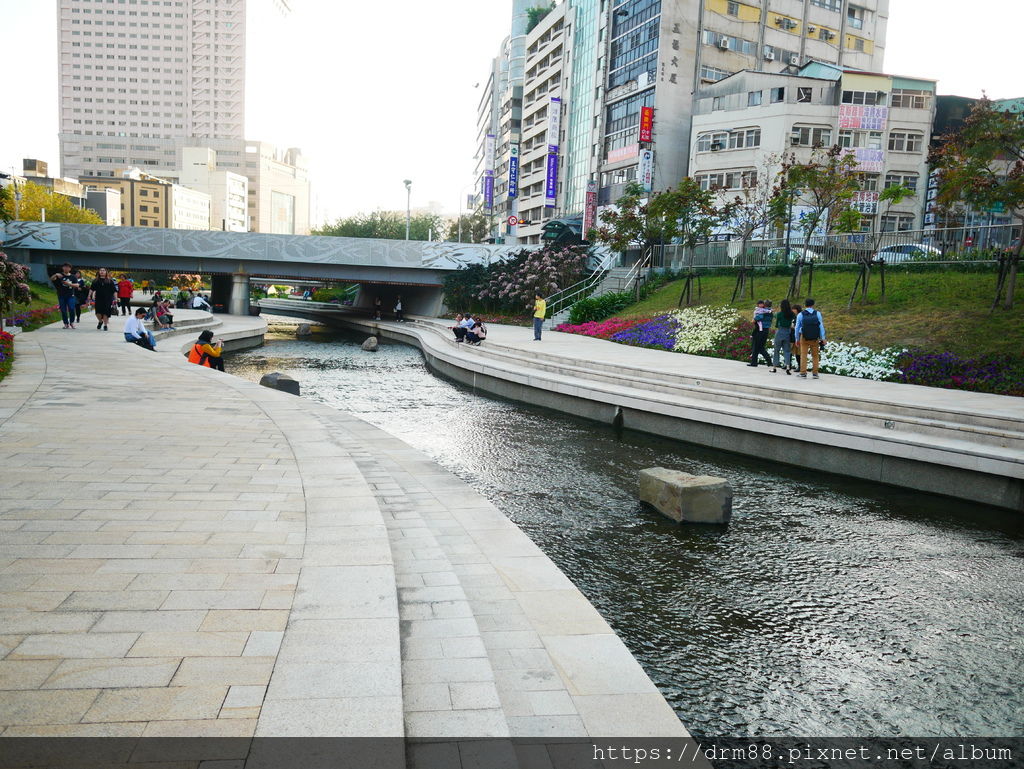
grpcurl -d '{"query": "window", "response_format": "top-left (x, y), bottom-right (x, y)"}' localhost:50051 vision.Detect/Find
top-left (796, 87), bottom-right (812, 103)
top-left (712, 96), bottom-right (723, 111)
top-left (890, 89), bottom-right (931, 109)
top-left (791, 125), bottom-right (832, 147)
top-left (729, 127), bottom-right (760, 149)
top-left (700, 65), bottom-right (732, 82)
top-left (847, 5), bottom-right (866, 29)
top-left (697, 132), bottom-right (728, 152)
top-left (888, 131), bottom-right (924, 152)
top-left (842, 90), bottom-right (886, 106)
top-left (747, 90), bottom-right (762, 107)
top-left (851, 37), bottom-right (865, 52)
top-left (838, 130), bottom-right (882, 149)
top-left (810, 0), bottom-right (841, 10)
top-left (727, 1), bottom-right (740, 16)
top-left (696, 170), bottom-right (758, 191)
top-left (771, 87), bottom-right (785, 103)
top-left (881, 214), bottom-right (914, 232)
top-left (885, 173), bottom-right (919, 192)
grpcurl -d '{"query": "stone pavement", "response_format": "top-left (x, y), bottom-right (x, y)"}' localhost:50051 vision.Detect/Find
top-left (0, 314), bottom-right (688, 741)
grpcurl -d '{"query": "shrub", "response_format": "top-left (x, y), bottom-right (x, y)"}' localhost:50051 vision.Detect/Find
top-left (568, 291), bottom-right (635, 325)
top-left (0, 330), bottom-right (13, 382)
top-left (897, 351), bottom-right (1024, 396)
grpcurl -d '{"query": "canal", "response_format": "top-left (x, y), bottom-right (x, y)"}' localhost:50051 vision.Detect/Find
top-left (228, 326), bottom-right (1024, 739)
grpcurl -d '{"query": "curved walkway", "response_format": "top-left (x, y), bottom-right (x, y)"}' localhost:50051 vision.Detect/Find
top-left (0, 316), bottom-right (686, 741)
top-left (261, 300), bottom-right (1024, 512)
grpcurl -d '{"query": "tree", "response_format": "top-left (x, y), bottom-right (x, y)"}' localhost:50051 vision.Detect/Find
top-left (444, 212), bottom-right (489, 243)
top-left (0, 252), bottom-right (32, 323)
top-left (479, 244), bottom-right (589, 314)
top-left (0, 184), bottom-right (12, 224)
top-left (170, 274), bottom-right (203, 292)
top-left (591, 182), bottom-right (678, 256)
top-left (314, 210), bottom-right (444, 241)
top-left (846, 183), bottom-right (916, 307)
top-left (933, 97), bottom-right (1024, 309)
top-left (0, 181), bottom-right (104, 225)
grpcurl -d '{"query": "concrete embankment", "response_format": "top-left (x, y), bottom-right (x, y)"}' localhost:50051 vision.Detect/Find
top-left (258, 300), bottom-right (1024, 512)
top-left (0, 315), bottom-right (689, 744)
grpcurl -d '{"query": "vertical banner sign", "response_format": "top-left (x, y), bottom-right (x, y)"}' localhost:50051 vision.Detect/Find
top-left (508, 143), bottom-right (520, 199)
top-left (639, 149), bottom-right (655, 192)
top-left (583, 180), bottom-right (597, 236)
top-left (639, 106), bottom-right (654, 143)
top-left (545, 97), bottom-right (561, 207)
top-left (483, 133), bottom-right (496, 213)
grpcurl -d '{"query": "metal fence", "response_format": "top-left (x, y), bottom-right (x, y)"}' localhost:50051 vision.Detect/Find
top-left (650, 224), bottom-right (1019, 271)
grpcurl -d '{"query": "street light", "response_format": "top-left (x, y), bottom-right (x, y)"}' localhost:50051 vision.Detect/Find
top-left (403, 179), bottom-right (412, 240)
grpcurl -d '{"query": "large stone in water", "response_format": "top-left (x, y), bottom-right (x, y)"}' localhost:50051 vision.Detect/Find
top-left (296, 323), bottom-right (312, 338)
top-left (259, 372), bottom-right (300, 396)
top-left (361, 336), bottom-right (379, 352)
top-left (639, 467), bottom-right (732, 524)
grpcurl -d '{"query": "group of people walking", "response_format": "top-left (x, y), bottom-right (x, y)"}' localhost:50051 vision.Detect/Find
top-left (748, 297), bottom-right (826, 378)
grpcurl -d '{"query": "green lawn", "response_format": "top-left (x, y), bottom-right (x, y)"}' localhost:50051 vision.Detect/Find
top-left (626, 266), bottom-right (1024, 360)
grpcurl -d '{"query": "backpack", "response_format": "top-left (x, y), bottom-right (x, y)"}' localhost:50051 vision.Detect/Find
top-left (800, 309), bottom-right (821, 341)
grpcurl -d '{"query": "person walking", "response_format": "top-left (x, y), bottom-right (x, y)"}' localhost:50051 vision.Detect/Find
top-left (89, 267), bottom-right (117, 331)
top-left (116, 275), bottom-right (134, 315)
top-left (393, 295), bottom-right (404, 322)
top-left (373, 296), bottom-right (383, 320)
top-left (795, 298), bottom-right (826, 379)
top-left (532, 291), bottom-right (546, 341)
top-left (770, 298), bottom-right (795, 374)
top-left (124, 308), bottom-right (156, 350)
top-left (50, 263), bottom-right (78, 329)
top-left (747, 300), bottom-right (773, 367)
top-left (72, 270), bottom-right (89, 325)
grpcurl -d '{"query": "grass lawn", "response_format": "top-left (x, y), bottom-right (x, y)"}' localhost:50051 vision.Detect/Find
top-left (626, 266), bottom-right (1024, 361)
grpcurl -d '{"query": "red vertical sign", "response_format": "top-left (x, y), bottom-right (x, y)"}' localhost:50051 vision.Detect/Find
top-left (639, 107), bottom-right (654, 143)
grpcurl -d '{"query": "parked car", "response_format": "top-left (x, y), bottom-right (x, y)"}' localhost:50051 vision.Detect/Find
top-left (763, 246), bottom-right (823, 265)
top-left (873, 243), bottom-right (942, 263)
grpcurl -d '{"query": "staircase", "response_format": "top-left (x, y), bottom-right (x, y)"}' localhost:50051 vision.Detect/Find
top-left (546, 254), bottom-right (650, 329)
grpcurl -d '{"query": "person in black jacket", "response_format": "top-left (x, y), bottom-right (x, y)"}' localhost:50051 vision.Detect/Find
top-left (88, 267), bottom-right (117, 331)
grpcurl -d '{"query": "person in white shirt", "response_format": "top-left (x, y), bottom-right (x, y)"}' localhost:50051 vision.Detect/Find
top-left (192, 294), bottom-right (211, 311)
top-left (123, 308), bottom-right (156, 351)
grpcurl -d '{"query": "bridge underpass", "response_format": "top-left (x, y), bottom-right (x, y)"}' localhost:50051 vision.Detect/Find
top-left (2, 221), bottom-right (524, 316)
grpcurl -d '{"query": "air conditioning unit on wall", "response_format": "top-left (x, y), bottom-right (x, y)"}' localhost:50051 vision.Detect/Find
top-left (764, 51), bottom-right (775, 61)
top-left (789, 54), bottom-right (801, 66)
top-left (719, 38), bottom-right (731, 49)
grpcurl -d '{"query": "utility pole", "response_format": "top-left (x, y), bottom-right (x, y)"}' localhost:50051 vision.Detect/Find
top-left (403, 179), bottom-right (412, 240)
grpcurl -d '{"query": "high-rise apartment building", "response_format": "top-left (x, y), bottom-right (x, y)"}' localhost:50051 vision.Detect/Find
top-left (58, 0), bottom-right (245, 181)
top-left (475, 0), bottom-right (891, 238)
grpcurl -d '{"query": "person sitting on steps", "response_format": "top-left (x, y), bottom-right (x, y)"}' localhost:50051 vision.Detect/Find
top-left (188, 329), bottom-right (225, 371)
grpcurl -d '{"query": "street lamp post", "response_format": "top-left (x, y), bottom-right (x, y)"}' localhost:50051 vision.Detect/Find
top-left (403, 179), bottom-right (412, 240)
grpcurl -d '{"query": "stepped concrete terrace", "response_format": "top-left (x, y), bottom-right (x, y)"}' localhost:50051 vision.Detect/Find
top-left (0, 312), bottom-right (689, 748)
top-left (258, 299), bottom-right (1024, 512)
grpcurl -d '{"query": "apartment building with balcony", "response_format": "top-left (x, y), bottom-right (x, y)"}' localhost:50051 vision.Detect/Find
top-left (689, 62), bottom-right (935, 233)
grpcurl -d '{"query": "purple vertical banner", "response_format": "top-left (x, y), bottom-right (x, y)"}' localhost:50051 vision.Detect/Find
top-left (508, 143), bottom-right (520, 198)
top-left (544, 154), bottom-right (559, 207)
top-left (483, 176), bottom-right (494, 213)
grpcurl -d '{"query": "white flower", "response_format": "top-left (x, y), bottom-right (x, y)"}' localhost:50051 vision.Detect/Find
top-left (819, 341), bottom-right (905, 380)
top-left (668, 307), bottom-right (742, 353)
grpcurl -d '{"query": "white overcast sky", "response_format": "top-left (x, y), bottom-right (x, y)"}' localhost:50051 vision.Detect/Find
top-left (1, 0), bottom-right (1020, 225)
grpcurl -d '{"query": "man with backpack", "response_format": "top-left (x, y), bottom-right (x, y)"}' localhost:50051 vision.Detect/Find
top-left (794, 298), bottom-right (826, 379)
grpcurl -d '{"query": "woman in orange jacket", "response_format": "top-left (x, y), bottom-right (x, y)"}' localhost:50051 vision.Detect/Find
top-left (188, 329), bottom-right (225, 371)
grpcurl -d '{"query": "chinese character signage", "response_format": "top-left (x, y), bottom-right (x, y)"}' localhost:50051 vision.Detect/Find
top-left (838, 105), bottom-right (889, 130)
top-left (484, 133), bottom-right (495, 213)
top-left (639, 107), bottom-right (654, 142)
top-left (851, 190), bottom-right (879, 215)
top-left (607, 144), bottom-right (639, 163)
top-left (639, 149), bottom-right (654, 192)
top-left (583, 180), bottom-right (597, 236)
top-left (508, 143), bottom-right (520, 199)
top-left (843, 148), bottom-right (885, 173)
top-left (545, 97), bottom-right (561, 207)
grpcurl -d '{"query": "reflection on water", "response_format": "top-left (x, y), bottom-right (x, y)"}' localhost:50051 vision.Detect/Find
top-left (229, 328), bottom-right (1024, 738)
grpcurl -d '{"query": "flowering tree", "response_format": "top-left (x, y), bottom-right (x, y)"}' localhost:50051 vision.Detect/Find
top-left (170, 274), bottom-right (203, 292)
top-left (0, 252), bottom-right (32, 324)
top-left (591, 182), bottom-right (678, 255)
top-left (478, 244), bottom-right (589, 313)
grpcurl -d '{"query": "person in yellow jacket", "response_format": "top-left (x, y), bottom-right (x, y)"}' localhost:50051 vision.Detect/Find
top-left (188, 329), bottom-right (225, 371)
top-left (533, 291), bottom-right (546, 341)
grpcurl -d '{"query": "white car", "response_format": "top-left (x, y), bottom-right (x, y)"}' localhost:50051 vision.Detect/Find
top-left (873, 243), bottom-right (942, 263)
top-left (763, 247), bottom-right (823, 265)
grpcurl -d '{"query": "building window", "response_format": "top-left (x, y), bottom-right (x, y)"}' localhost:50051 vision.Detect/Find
top-left (891, 89), bottom-right (931, 109)
top-left (699, 65), bottom-right (732, 82)
top-left (796, 87), bottom-right (812, 103)
top-left (810, 0), bottom-right (841, 10)
top-left (791, 125), bottom-right (832, 147)
top-left (727, 1), bottom-right (740, 16)
top-left (838, 130), bottom-right (882, 149)
top-left (697, 132), bottom-right (729, 152)
top-left (712, 96), bottom-right (723, 111)
top-left (856, 174), bottom-right (880, 191)
top-left (842, 90), bottom-right (886, 106)
top-left (881, 214), bottom-right (914, 232)
top-left (885, 173), bottom-right (919, 192)
top-left (847, 4), bottom-right (866, 29)
top-left (696, 170), bottom-right (757, 191)
top-left (888, 131), bottom-right (924, 152)
top-left (771, 87), bottom-right (785, 103)
top-left (851, 37), bottom-right (866, 52)
top-left (728, 127), bottom-right (761, 149)
top-left (747, 90), bottom-right (763, 107)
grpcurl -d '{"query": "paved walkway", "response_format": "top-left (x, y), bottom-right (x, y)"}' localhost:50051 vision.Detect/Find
top-left (0, 314), bottom-right (687, 742)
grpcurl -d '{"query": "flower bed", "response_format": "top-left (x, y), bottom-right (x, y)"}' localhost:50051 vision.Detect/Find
top-left (3, 305), bottom-right (62, 332)
top-left (0, 330), bottom-right (13, 383)
top-left (554, 308), bottom-right (1022, 396)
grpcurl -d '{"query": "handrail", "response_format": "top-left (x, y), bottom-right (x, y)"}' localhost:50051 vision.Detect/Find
top-left (544, 248), bottom-right (617, 317)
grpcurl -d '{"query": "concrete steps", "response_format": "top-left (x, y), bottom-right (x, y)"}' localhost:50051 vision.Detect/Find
top-left (403, 319), bottom-right (1024, 471)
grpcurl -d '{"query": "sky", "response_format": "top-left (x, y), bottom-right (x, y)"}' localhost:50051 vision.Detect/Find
top-left (1, 0), bottom-right (1021, 225)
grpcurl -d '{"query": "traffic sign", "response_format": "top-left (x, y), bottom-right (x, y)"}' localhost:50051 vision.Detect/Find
top-left (507, 216), bottom-right (519, 226)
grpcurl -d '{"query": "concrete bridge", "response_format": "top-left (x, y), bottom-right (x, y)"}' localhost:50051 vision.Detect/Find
top-left (1, 221), bottom-right (524, 316)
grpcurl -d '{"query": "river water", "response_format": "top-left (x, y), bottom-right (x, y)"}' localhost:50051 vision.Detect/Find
top-left (228, 327), bottom-right (1024, 739)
